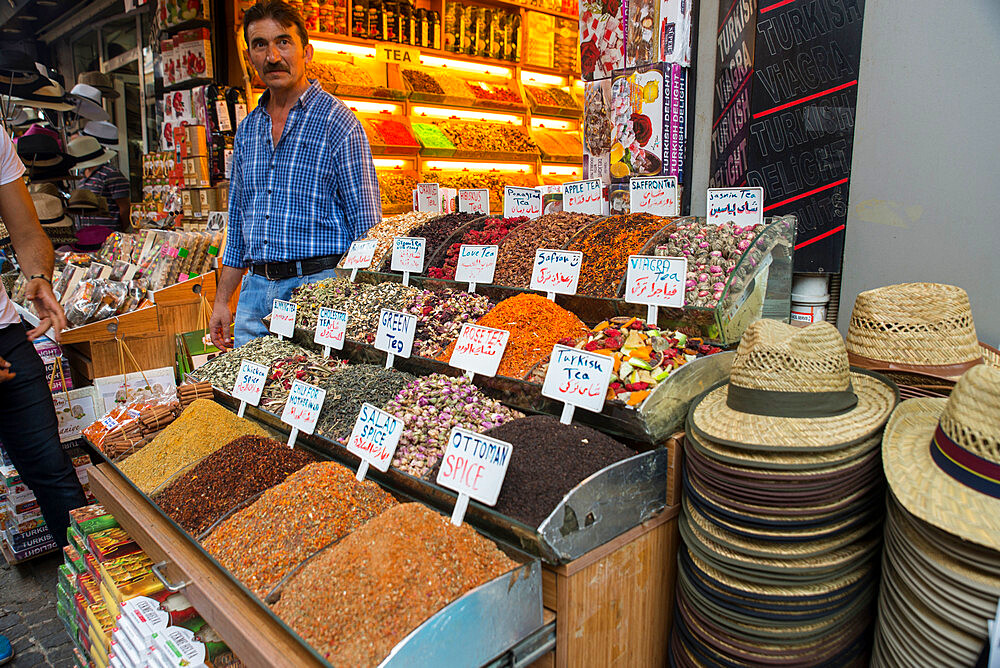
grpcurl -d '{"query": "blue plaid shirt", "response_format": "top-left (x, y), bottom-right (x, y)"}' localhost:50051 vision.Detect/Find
top-left (221, 80), bottom-right (381, 268)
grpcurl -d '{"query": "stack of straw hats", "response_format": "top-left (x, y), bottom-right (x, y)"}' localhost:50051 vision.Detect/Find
top-left (873, 364), bottom-right (1000, 666)
top-left (671, 319), bottom-right (898, 666)
top-left (846, 282), bottom-right (999, 399)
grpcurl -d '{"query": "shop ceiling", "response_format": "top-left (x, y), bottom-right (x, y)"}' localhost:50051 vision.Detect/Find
top-left (0, 0), bottom-right (129, 45)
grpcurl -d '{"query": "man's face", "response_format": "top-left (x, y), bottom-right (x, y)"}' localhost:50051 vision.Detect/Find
top-left (246, 17), bottom-right (313, 93)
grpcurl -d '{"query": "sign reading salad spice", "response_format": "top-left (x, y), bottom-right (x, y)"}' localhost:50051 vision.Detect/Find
top-left (269, 300), bottom-right (297, 340)
top-left (232, 359), bottom-right (268, 417)
top-left (541, 344), bottom-right (615, 425)
top-left (280, 380), bottom-right (327, 448)
top-left (346, 403), bottom-right (404, 482)
top-left (448, 324), bottom-right (510, 379)
top-left (436, 427), bottom-right (513, 526)
top-left (707, 187), bottom-right (764, 226)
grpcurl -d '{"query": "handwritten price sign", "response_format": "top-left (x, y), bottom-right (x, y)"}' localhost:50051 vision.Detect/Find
top-left (503, 186), bottom-right (542, 219)
top-left (343, 238), bottom-right (378, 281)
top-left (454, 244), bottom-right (498, 289)
top-left (374, 308), bottom-right (417, 366)
top-left (449, 324), bottom-right (510, 378)
top-left (269, 299), bottom-right (297, 339)
top-left (530, 249), bottom-right (582, 297)
top-left (232, 360), bottom-right (268, 416)
top-left (541, 345), bottom-right (615, 422)
top-left (563, 179), bottom-right (603, 215)
top-left (707, 187), bottom-right (764, 226)
top-left (416, 182), bottom-right (441, 213)
top-left (625, 255), bottom-right (687, 310)
top-left (630, 177), bottom-right (679, 216)
top-left (436, 427), bottom-right (513, 525)
top-left (346, 402), bottom-right (403, 480)
top-left (280, 380), bottom-right (326, 445)
top-left (314, 307), bottom-right (347, 354)
top-left (458, 188), bottom-right (490, 214)
top-left (391, 237), bottom-right (426, 276)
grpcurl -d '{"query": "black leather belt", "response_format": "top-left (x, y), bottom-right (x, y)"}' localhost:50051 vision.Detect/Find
top-left (250, 254), bottom-right (342, 280)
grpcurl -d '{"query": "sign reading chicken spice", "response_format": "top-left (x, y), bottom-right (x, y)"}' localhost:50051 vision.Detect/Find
top-left (563, 179), bottom-right (604, 215)
top-left (503, 186), bottom-right (542, 219)
top-left (390, 237), bottom-right (426, 286)
top-left (231, 359), bottom-right (268, 417)
top-left (625, 255), bottom-right (687, 322)
top-left (280, 380), bottom-right (327, 447)
top-left (530, 249), bottom-right (583, 299)
top-left (454, 244), bottom-right (499, 292)
top-left (629, 176), bottom-right (679, 216)
top-left (436, 427), bottom-right (513, 525)
top-left (541, 344), bottom-right (615, 424)
top-left (707, 187), bottom-right (764, 227)
top-left (346, 403), bottom-right (404, 481)
top-left (374, 308), bottom-right (417, 368)
top-left (448, 324), bottom-right (510, 379)
top-left (269, 300), bottom-right (297, 340)
top-left (314, 307), bottom-right (348, 356)
top-left (342, 238), bottom-right (379, 281)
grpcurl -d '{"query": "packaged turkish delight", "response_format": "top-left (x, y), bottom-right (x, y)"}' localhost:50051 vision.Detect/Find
top-left (580, 0), bottom-right (624, 80)
top-left (610, 65), bottom-right (665, 180)
top-left (583, 80), bottom-right (613, 183)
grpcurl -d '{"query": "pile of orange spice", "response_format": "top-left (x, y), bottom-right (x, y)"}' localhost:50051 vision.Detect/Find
top-left (438, 293), bottom-right (589, 378)
top-left (569, 213), bottom-right (674, 298)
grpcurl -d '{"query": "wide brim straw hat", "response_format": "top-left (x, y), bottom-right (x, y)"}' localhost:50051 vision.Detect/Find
top-left (31, 192), bottom-right (72, 228)
top-left (882, 364), bottom-right (1000, 551)
top-left (78, 71), bottom-right (119, 99)
top-left (9, 76), bottom-right (74, 112)
top-left (68, 135), bottom-right (115, 170)
top-left (68, 83), bottom-right (110, 122)
top-left (846, 282), bottom-right (1000, 385)
top-left (689, 320), bottom-right (898, 452)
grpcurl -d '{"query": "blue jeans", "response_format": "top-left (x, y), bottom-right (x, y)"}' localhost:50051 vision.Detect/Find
top-left (234, 267), bottom-right (342, 347)
top-left (0, 323), bottom-right (87, 547)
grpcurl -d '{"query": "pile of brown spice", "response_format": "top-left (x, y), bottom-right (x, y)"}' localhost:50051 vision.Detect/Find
top-left (118, 399), bottom-right (268, 494)
top-left (568, 213), bottom-right (674, 298)
top-left (152, 435), bottom-right (316, 536)
top-left (438, 293), bottom-right (589, 378)
top-left (203, 462), bottom-right (397, 599)
top-left (494, 211), bottom-right (600, 287)
top-left (272, 503), bottom-right (517, 666)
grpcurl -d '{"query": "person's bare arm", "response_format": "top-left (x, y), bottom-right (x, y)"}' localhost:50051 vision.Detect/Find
top-left (116, 197), bottom-right (130, 230)
top-left (0, 177), bottom-right (68, 341)
top-left (208, 265), bottom-right (243, 350)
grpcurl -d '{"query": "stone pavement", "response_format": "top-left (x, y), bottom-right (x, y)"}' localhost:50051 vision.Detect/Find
top-left (0, 551), bottom-right (75, 667)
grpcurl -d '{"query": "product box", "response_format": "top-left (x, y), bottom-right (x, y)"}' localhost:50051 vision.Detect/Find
top-left (4, 523), bottom-right (55, 552)
top-left (173, 124), bottom-right (208, 158)
top-left (623, 0), bottom-right (692, 67)
top-left (99, 552), bottom-right (163, 605)
top-left (3, 497), bottom-right (43, 528)
top-left (2, 533), bottom-right (57, 560)
top-left (71, 503), bottom-right (118, 537)
top-left (78, 572), bottom-right (103, 606)
top-left (182, 157), bottom-right (211, 188)
top-left (579, 0), bottom-right (624, 80)
top-left (609, 64), bottom-right (665, 180)
top-left (197, 188), bottom-right (218, 214)
top-left (583, 79), bottom-right (613, 183)
top-left (33, 336), bottom-right (73, 391)
top-left (88, 527), bottom-right (140, 563)
top-left (65, 544), bottom-right (86, 574)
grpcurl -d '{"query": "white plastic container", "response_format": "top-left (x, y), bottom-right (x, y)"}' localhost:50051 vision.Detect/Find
top-left (791, 275), bottom-right (829, 324)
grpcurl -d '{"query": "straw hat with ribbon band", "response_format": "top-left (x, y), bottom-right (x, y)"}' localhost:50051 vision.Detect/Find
top-left (78, 71), bottom-right (119, 99)
top-left (8, 76), bottom-right (74, 112)
top-left (68, 135), bottom-right (115, 170)
top-left (28, 182), bottom-right (63, 198)
top-left (688, 320), bottom-right (898, 452)
top-left (5, 106), bottom-right (44, 127)
top-left (67, 188), bottom-right (101, 211)
top-left (83, 120), bottom-right (118, 146)
top-left (882, 364), bottom-right (1000, 552)
top-left (68, 83), bottom-right (110, 122)
top-left (31, 192), bottom-right (72, 228)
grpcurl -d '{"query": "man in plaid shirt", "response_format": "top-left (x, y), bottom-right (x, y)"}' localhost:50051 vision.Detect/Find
top-left (209, 0), bottom-right (381, 349)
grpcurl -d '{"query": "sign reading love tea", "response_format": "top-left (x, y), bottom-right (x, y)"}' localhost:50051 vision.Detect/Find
top-left (454, 244), bottom-right (498, 291)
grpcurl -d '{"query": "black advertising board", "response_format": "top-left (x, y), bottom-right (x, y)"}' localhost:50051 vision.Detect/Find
top-left (710, 0), bottom-right (865, 273)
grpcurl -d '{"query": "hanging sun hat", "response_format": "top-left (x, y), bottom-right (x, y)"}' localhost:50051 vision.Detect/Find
top-left (28, 182), bottom-right (63, 198)
top-left (82, 120), bottom-right (118, 146)
top-left (78, 71), bottom-right (119, 99)
top-left (5, 106), bottom-right (44, 127)
top-left (0, 49), bottom-right (40, 87)
top-left (67, 189), bottom-right (101, 211)
top-left (846, 283), bottom-right (1000, 398)
top-left (68, 83), bottom-right (110, 122)
top-left (882, 364), bottom-right (1000, 552)
top-left (688, 320), bottom-right (898, 452)
top-left (17, 122), bottom-right (62, 148)
top-left (15, 132), bottom-right (73, 171)
top-left (31, 192), bottom-right (72, 227)
top-left (8, 74), bottom-right (74, 112)
top-left (67, 135), bottom-right (115, 170)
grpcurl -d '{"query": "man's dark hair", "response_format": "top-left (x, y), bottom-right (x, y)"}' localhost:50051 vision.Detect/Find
top-left (243, 0), bottom-right (309, 47)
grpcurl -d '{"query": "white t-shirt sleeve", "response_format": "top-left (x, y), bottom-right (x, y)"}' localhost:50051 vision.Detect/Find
top-left (0, 130), bottom-right (26, 186)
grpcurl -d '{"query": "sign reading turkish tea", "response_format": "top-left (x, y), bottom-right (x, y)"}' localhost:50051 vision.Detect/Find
top-left (630, 176), bottom-right (679, 216)
top-left (416, 182), bottom-right (441, 213)
top-left (563, 179), bottom-right (603, 214)
top-left (436, 427), bottom-right (513, 525)
top-left (448, 324), bottom-right (510, 378)
top-left (503, 186), bottom-right (542, 219)
top-left (707, 187), bottom-right (764, 226)
top-left (454, 244), bottom-right (499, 287)
top-left (458, 188), bottom-right (490, 214)
top-left (624, 255), bottom-right (687, 308)
top-left (541, 344), bottom-right (615, 418)
top-left (232, 360), bottom-right (268, 409)
top-left (314, 307), bottom-right (348, 353)
top-left (269, 299), bottom-right (297, 339)
top-left (347, 403), bottom-right (404, 480)
top-left (281, 380), bottom-right (326, 436)
top-left (530, 249), bottom-right (583, 297)
top-left (375, 308), bottom-right (417, 360)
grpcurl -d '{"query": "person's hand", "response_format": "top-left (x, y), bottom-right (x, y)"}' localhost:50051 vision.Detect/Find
top-left (0, 355), bottom-right (14, 383)
top-left (209, 300), bottom-right (234, 351)
top-left (25, 278), bottom-right (68, 342)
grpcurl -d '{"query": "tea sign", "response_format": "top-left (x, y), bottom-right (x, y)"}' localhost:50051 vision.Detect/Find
top-left (269, 300), bottom-right (297, 340)
top-left (707, 187), bottom-right (764, 226)
top-left (390, 237), bottom-right (426, 285)
top-left (503, 186), bottom-right (542, 219)
top-left (630, 176), bottom-right (679, 216)
top-left (374, 308), bottom-right (417, 369)
top-left (314, 307), bottom-right (348, 356)
top-left (454, 244), bottom-right (498, 292)
top-left (541, 344), bottom-right (615, 425)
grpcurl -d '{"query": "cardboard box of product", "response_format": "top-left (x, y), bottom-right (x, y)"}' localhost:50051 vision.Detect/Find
top-left (182, 157), bottom-right (210, 188)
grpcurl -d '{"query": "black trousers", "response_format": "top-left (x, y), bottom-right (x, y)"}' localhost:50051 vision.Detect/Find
top-left (0, 322), bottom-right (86, 547)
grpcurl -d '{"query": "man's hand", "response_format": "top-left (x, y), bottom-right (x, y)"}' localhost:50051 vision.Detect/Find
top-left (0, 355), bottom-right (14, 383)
top-left (209, 300), bottom-right (234, 351)
top-left (25, 278), bottom-right (68, 342)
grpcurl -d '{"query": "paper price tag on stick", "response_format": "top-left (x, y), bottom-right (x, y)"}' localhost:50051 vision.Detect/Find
top-left (707, 187), bottom-right (764, 226)
top-left (436, 427), bottom-right (513, 526)
top-left (530, 249), bottom-right (582, 299)
top-left (391, 237), bottom-right (425, 286)
top-left (448, 324), bottom-right (509, 379)
top-left (416, 182), bottom-right (441, 213)
top-left (454, 244), bottom-right (498, 292)
top-left (503, 186), bottom-right (542, 219)
top-left (280, 380), bottom-right (326, 448)
top-left (630, 176), bottom-right (679, 216)
top-left (269, 300), bottom-right (296, 340)
top-left (374, 308), bottom-right (417, 368)
top-left (342, 238), bottom-right (378, 281)
top-left (314, 307), bottom-right (348, 356)
top-left (346, 403), bottom-right (404, 481)
top-left (458, 188), bottom-right (490, 214)
top-left (624, 255), bottom-right (687, 323)
top-left (541, 344), bottom-right (615, 425)
top-left (232, 359), bottom-right (268, 417)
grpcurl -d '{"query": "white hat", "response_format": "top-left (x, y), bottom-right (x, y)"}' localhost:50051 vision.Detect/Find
top-left (9, 75), bottom-right (74, 112)
top-left (68, 135), bottom-right (116, 170)
top-left (68, 83), bottom-right (110, 122)
top-left (83, 120), bottom-right (119, 146)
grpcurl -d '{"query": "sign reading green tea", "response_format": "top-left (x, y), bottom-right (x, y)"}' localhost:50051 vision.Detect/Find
top-left (347, 402), bottom-right (404, 481)
top-left (630, 176), bottom-right (679, 216)
top-left (448, 323), bottom-right (510, 379)
top-left (314, 307), bottom-right (348, 356)
top-left (281, 379), bottom-right (326, 447)
top-left (232, 359), bottom-right (268, 417)
top-left (436, 427), bottom-right (513, 526)
top-left (625, 255), bottom-right (687, 322)
top-left (503, 186), bottom-right (542, 219)
top-left (454, 244), bottom-right (499, 292)
top-left (530, 249), bottom-right (583, 299)
top-left (375, 308), bottom-right (417, 368)
top-left (563, 179), bottom-right (603, 214)
top-left (342, 238), bottom-right (378, 281)
top-left (391, 236), bottom-right (426, 286)
top-left (458, 188), bottom-right (490, 214)
top-left (269, 299), bottom-right (297, 340)
top-left (707, 187), bottom-right (764, 226)
top-left (541, 344), bottom-right (615, 425)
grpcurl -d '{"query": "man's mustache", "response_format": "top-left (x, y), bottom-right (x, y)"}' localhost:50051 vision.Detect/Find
top-left (264, 64), bottom-right (289, 73)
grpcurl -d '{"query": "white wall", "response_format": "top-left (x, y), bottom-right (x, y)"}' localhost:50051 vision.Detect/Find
top-left (839, 0), bottom-right (1000, 345)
